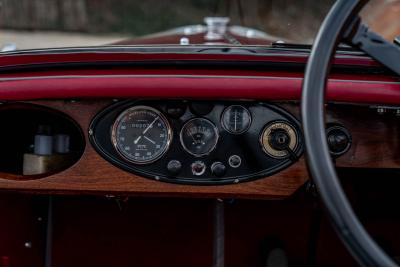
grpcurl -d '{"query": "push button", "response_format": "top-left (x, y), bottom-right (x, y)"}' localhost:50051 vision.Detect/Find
top-left (167, 160), bottom-right (182, 175)
top-left (211, 162), bottom-right (226, 177)
top-left (228, 155), bottom-right (242, 168)
top-left (191, 161), bottom-right (206, 176)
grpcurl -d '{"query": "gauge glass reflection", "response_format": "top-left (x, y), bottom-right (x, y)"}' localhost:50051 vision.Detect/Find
top-left (221, 105), bottom-right (251, 134)
top-left (111, 106), bottom-right (172, 164)
top-left (180, 118), bottom-right (219, 157)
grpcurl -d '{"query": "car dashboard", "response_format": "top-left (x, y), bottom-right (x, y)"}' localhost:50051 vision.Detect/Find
top-left (0, 46), bottom-right (399, 199)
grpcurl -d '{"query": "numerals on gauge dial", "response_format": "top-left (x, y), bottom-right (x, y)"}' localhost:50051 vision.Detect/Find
top-left (111, 106), bottom-right (172, 164)
top-left (180, 118), bottom-right (219, 157)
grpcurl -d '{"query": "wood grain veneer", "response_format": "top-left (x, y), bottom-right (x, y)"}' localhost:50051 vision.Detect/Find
top-left (0, 100), bottom-right (308, 199)
top-left (0, 100), bottom-right (397, 199)
top-left (328, 104), bottom-right (400, 168)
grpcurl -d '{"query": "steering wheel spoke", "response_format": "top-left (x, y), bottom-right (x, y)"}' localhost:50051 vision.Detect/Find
top-left (345, 20), bottom-right (400, 75)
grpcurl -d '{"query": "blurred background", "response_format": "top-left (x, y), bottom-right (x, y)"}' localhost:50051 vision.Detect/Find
top-left (0, 0), bottom-right (398, 49)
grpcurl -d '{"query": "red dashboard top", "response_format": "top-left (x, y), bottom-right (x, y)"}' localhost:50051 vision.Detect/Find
top-left (0, 48), bottom-right (398, 104)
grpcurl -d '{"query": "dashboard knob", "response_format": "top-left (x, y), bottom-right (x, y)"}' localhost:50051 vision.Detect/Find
top-left (191, 161), bottom-right (206, 176)
top-left (269, 129), bottom-right (291, 151)
top-left (228, 155), bottom-right (242, 168)
top-left (326, 125), bottom-right (351, 156)
top-left (211, 162), bottom-right (226, 177)
top-left (167, 160), bottom-right (182, 175)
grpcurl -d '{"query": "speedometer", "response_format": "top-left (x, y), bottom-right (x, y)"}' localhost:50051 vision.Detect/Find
top-left (111, 106), bottom-right (172, 164)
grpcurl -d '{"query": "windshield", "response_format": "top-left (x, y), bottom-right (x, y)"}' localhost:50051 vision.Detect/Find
top-left (0, 0), bottom-right (398, 51)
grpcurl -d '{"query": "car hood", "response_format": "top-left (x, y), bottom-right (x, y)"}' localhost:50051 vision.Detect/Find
top-left (113, 22), bottom-right (282, 46)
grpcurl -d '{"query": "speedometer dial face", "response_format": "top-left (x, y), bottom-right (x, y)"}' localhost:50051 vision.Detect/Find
top-left (180, 118), bottom-right (219, 157)
top-left (111, 106), bottom-right (172, 164)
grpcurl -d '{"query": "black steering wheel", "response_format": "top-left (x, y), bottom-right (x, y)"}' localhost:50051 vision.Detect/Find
top-left (302, 0), bottom-right (400, 266)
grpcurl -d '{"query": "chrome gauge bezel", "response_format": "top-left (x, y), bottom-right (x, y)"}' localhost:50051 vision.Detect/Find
top-left (221, 105), bottom-right (252, 134)
top-left (111, 105), bottom-right (173, 165)
top-left (179, 117), bottom-right (219, 157)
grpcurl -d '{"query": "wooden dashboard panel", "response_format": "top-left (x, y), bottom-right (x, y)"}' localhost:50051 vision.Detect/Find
top-left (0, 100), bottom-right (397, 199)
top-left (328, 104), bottom-right (400, 168)
top-left (0, 100), bottom-right (308, 199)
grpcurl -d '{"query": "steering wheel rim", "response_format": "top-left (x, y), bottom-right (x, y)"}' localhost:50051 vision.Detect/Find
top-left (301, 0), bottom-right (398, 266)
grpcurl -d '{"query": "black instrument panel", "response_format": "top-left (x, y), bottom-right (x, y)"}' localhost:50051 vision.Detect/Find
top-left (89, 100), bottom-right (304, 185)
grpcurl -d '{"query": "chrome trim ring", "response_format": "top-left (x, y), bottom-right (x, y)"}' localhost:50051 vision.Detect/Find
top-left (221, 105), bottom-right (252, 135)
top-left (111, 105), bottom-right (173, 165)
top-left (180, 117), bottom-right (219, 157)
top-left (259, 121), bottom-right (298, 159)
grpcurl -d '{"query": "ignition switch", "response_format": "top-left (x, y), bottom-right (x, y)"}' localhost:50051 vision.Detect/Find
top-left (260, 121), bottom-right (298, 159)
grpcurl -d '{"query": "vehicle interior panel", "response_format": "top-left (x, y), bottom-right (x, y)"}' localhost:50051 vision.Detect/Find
top-left (0, 95), bottom-right (396, 201)
top-left (4, 174), bottom-right (400, 267)
top-left (1, 1), bottom-right (400, 266)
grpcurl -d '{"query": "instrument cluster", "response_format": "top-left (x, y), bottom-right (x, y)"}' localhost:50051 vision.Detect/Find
top-left (90, 100), bottom-right (304, 185)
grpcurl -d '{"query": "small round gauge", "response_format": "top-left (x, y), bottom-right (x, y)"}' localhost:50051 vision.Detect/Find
top-left (260, 121), bottom-right (298, 159)
top-left (111, 106), bottom-right (172, 164)
top-left (180, 118), bottom-right (219, 157)
top-left (221, 105), bottom-right (252, 134)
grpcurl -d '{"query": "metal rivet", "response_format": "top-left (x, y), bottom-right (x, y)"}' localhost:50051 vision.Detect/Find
top-left (24, 242), bottom-right (32, 248)
top-left (234, 179), bottom-right (239, 184)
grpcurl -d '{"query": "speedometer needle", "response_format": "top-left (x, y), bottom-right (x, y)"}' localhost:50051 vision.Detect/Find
top-left (134, 136), bottom-right (142, 144)
top-left (143, 117), bottom-right (158, 135)
top-left (144, 136), bottom-right (156, 144)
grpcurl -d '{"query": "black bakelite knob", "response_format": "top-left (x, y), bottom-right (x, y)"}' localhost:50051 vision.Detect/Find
top-left (326, 126), bottom-right (351, 156)
top-left (167, 160), bottom-right (182, 176)
top-left (211, 162), bottom-right (226, 177)
top-left (269, 129), bottom-right (291, 151)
